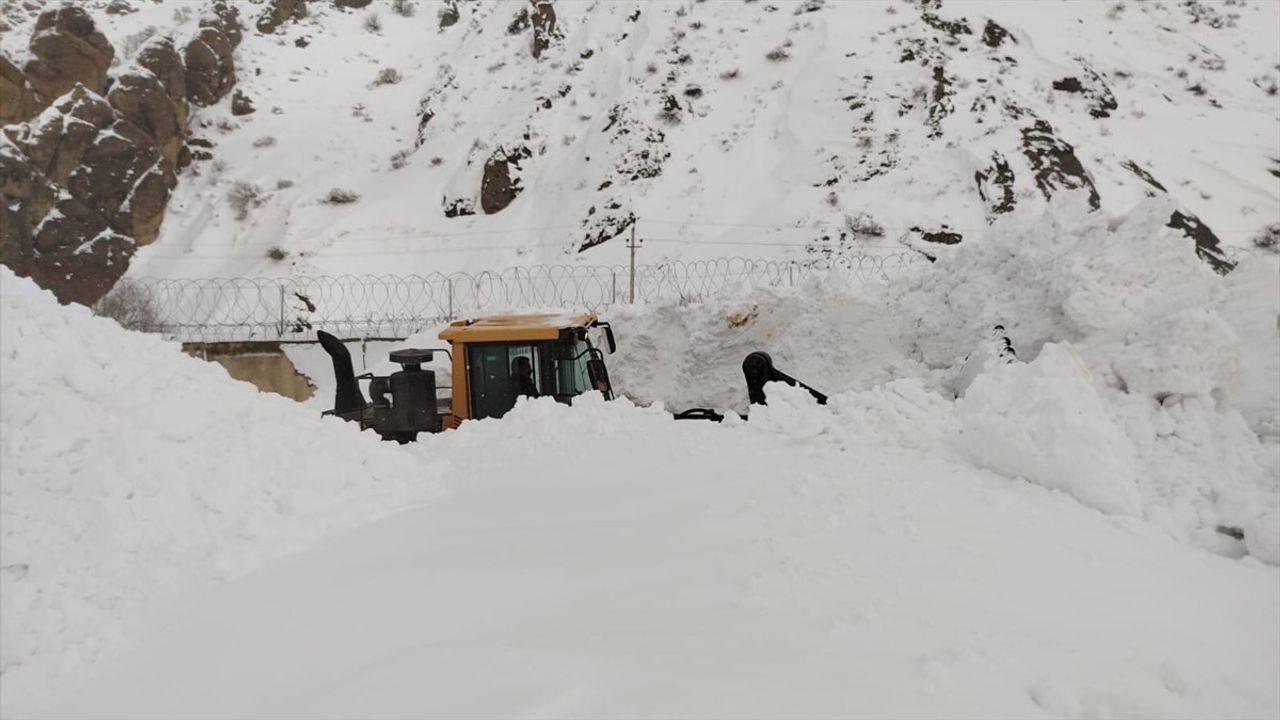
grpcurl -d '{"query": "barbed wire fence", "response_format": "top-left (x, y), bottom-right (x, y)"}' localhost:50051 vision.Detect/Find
top-left (118, 252), bottom-right (930, 343)
top-left (113, 245), bottom-right (1269, 344)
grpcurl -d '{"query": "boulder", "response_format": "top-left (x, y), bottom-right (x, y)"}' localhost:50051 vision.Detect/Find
top-left (0, 139), bottom-right (58, 273)
top-left (230, 89), bottom-right (255, 115)
top-left (67, 117), bottom-right (165, 229)
top-left (22, 5), bottom-right (113, 106)
top-left (205, 0), bottom-right (243, 48)
top-left (257, 0), bottom-right (307, 34)
top-left (1, 55), bottom-right (41, 125)
top-left (184, 25), bottom-right (236, 106)
top-left (438, 0), bottom-right (460, 29)
top-left (107, 69), bottom-right (184, 178)
top-left (480, 145), bottom-right (531, 214)
top-left (16, 85), bottom-right (115, 185)
top-left (28, 196), bottom-right (137, 306)
top-left (530, 0), bottom-right (557, 59)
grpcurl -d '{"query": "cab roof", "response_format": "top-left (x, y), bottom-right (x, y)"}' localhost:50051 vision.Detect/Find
top-left (438, 313), bottom-right (598, 343)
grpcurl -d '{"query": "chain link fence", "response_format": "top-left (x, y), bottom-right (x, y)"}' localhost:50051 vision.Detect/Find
top-left (116, 252), bottom-right (929, 342)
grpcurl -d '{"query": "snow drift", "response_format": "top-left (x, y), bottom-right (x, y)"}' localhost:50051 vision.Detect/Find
top-left (0, 267), bottom-right (447, 710)
top-left (605, 199), bottom-right (1280, 562)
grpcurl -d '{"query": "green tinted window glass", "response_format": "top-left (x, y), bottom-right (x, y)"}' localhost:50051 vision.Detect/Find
top-left (467, 343), bottom-right (544, 420)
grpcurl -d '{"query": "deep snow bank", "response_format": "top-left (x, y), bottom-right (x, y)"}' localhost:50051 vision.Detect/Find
top-left (608, 199), bottom-right (1280, 563)
top-left (0, 268), bottom-right (446, 709)
top-left (38, 393), bottom-right (1280, 720)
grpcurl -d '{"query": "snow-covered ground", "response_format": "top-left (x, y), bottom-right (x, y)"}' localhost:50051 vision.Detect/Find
top-left (2, 1), bottom-right (1279, 716)
top-left (30, 394), bottom-right (1280, 719)
top-left (0, 266), bottom-right (448, 711)
top-left (4, 194), bottom-right (1277, 717)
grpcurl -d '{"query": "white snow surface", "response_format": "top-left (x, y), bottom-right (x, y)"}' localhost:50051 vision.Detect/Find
top-left (24, 391), bottom-right (1280, 720)
top-left (2, 199), bottom-right (1279, 715)
top-left (0, 267), bottom-right (448, 711)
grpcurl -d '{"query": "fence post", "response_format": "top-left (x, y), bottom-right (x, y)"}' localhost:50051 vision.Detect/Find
top-left (277, 284), bottom-right (286, 338)
top-left (611, 270), bottom-right (617, 305)
top-left (447, 278), bottom-right (454, 319)
top-left (628, 222), bottom-right (638, 304)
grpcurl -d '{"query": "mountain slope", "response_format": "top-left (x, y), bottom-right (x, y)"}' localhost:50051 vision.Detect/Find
top-left (64, 0), bottom-right (1280, 279)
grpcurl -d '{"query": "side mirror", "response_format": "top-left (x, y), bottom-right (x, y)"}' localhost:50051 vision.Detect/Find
top-left (587, 358), bottom-right (613, 399)
top-left (595, 322), bottom-right (616, 354)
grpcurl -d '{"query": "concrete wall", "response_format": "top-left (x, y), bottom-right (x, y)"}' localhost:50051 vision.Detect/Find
top-left (183, 342), bottom-right (316, 402)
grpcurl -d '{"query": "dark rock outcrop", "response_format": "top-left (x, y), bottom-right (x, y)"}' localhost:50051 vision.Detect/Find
top-left (107, 68), bottom-right (184, 179)
top-left (974, 151), bottom-right (1016, 217)
top-left (0, 55), bottom-right (41, 125)
top-left (1020, 119), bottom-right (1100, 210)
top-left (480, 145), bottom-right (532, 214)
top-left (530, 0), bottom-right (558, 59)
top-left (335, 0), bottom-right (373, 9)
top-left (125, 36), bottom-right (189, 177)
top-left (256, 0), bottom-right (305, 33)
top-left (21, 5), bottom-right (114, 106)
top-left (438, 0), bottom-right (461, 29)
top-left (981, 20), bottom-right (1014, 48)
top-left (1, 86), bottom-right (162, 305)
top-left (257, 0), bottom-right (306, 34)
top-left (2, 1), bottom-right (242, 307)
top-left (1167, 211), bottom-right (1234, 275)
top-left (231, 89), bottom-right (255, 115)
top-left (185, 1), bottom-right (242, 107)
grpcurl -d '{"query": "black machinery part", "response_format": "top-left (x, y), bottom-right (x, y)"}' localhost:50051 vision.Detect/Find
top-left (742, 351), bottom-right (827, 405)
top-left (674, 351), bottom-right (827, 422)
top-left (317, 331), bottom-right (442, 442)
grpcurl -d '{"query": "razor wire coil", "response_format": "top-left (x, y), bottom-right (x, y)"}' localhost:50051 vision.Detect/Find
top-left (116, 246), bottom-right (1268, 343)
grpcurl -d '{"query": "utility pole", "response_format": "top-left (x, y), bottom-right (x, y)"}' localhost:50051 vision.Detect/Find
top-left (627, 217), bottom-right (638, 304)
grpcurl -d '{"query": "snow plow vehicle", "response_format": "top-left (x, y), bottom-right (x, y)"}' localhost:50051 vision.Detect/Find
top-left (317, 314), bottom-right (617, 442)
top-left (317, 313), bottom-right (826, 441)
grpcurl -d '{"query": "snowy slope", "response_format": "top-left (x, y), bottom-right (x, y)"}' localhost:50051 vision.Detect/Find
top-left (6, 0), bottom-right (1273, 279)
top-left (31, 395), bottom-right (1280, 719)
top-left (0, 267), bottom-right (448, 711)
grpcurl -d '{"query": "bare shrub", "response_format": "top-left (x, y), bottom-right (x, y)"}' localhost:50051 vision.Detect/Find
top-left (430, 156), bottom-right (444, 166)
top-left (765, 46), bottom-right (790, 62)
top-left (719, 67), bottom-right (740, 80)
top-left (1252, 222), bottom-right (1280, 252)
top-left (390, 149), bottom-right (412, 169)
top-left (324, 188), bottom-right (361, 204)
top-left (845, 212), bottom-right (885, 238)
top-left (228, 181), bottom-right (262, 220)
top-left (252, 136), bottom-right (277, 148)
top-left (276, 179), bottom-right (294, 189)
top-left (391, 0), bottom-right (415, 17)
top-left (266, 246), bottom-right (288, 261)
top-left (94, 283), bottom-right (164, 333)
top-left (373, 67), bottom-right (403, 86)
top-left (363, 11), bottom-right (382, 32)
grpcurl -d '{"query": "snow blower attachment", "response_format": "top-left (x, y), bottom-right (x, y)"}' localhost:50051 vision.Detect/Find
top-left (317, 331), bottom-right (441, 443)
